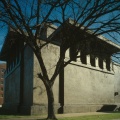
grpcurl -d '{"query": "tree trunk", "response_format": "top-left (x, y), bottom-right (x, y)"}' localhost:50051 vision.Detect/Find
top-left (46, 85), bottom-right (57, 120)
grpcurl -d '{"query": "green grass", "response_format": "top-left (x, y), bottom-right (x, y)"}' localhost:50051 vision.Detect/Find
top-left (0, 113), bottom-right (120, 120)
top-left (59, 113), bottom-right (120, 120)
top-left (0, 115), bottom-right (24, 119)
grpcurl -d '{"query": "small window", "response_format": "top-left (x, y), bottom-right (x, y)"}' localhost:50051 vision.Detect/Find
top-left (0, 94), bottom-right (3, 97)
top-left (1, 74), bottom-right (4, 79)
top-left (0, 81), bottom-right (3, 84)
top-left (0, 87), bottom-right (3, 91)
top-left (1, 69), bottom-right (5, 73)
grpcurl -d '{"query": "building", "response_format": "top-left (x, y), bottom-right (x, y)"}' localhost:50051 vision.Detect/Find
top-left (0, 63), bottom-right (6, 106)
top-left (0, 19), bottom-right (120, 114)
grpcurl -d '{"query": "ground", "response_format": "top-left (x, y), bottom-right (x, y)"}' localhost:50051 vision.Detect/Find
top-left (0, 112), bottom-right (120, 120)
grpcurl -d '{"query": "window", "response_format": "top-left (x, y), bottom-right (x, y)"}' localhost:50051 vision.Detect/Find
top-left (6, 42), bottom-right (21, 74)
top-left (0, 94), bottom-right (3, 97)
top-left (0, 87), bottom-right (3, 91)
top-left (1, 74), bottom-right (4, 79)
top-left (1, 69), bottom-right (5, 73)
top-left (0, 81), bottom-right (3, 84)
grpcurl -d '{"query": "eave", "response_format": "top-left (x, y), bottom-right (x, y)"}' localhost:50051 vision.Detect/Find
top-left (0, 30), bottom-right (18, 61)
top-left (49, 19), bottom-right (120, 55)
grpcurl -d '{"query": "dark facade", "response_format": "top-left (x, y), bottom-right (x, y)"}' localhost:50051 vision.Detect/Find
top-left (0, 63), bottom-right (6, 105)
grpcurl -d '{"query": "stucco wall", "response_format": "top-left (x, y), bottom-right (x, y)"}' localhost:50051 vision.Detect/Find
top-left (64, 63), bottom-right (114, 104)
top-left (32, 43), bottom-right (60, 114)
top-left (114, 63), bottom-right (120, 103)
top-left (31, 44), bottom-right (120, 114)
top-left (3, 43), bottom-right (120, 114)
top-left (64, 60), bottom-right (115, 112)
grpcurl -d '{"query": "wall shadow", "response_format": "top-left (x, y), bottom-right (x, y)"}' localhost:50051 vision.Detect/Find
top-left (97, 105), bottom-right (117, 112)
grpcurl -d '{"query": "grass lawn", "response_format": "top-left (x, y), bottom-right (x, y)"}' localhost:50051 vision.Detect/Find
top-left (59, 113), bottom-right (120, 120)
top-left (0, 113), bottom-right (120, 120)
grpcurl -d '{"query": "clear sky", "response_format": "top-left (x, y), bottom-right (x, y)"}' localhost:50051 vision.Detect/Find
top-left (0, 27), bottom-right (7, 63)
top-left (0, 35), bottom-right (5, 51)
top-left (0, 0), bottom-right (120, 63)
top-left (0, 27), bottom-right (7, 51)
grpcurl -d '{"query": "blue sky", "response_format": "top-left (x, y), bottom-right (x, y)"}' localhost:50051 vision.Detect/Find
top-left (0, 27), bottom-right (7, 63)
top-left (0, 25), bottom-right (7, 51)
top-left (0, 0), bottom-right (120, 63)
top-left (0, 35), bottom-right (6, 50)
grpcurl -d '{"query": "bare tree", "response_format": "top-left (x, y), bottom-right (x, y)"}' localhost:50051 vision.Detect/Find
top-left (0, 0), bottom-right (120, 119)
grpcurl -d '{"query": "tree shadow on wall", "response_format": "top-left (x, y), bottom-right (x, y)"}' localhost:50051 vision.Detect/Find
top-left (97, 105), bottom-right (117, 112)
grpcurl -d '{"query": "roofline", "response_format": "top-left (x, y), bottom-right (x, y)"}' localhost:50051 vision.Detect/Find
top-left (67, 18), bottom-right (120, 50)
